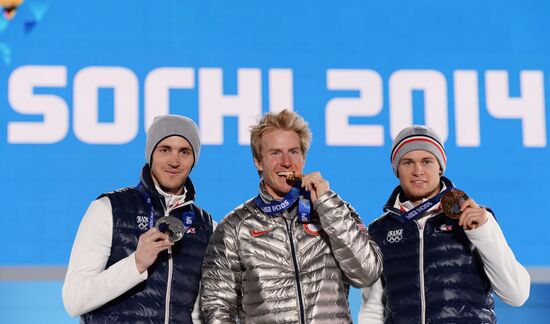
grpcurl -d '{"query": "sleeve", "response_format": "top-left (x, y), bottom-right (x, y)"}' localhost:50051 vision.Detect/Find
top-left (358, 278), bottom-right (385, 324)
top-left (465, 211), bottom-right (531, 306)
top-left (192, 284), bottom-right (202, 323)
top-left (313, 190), bottom-right (383, 288)
top-left (62, 197), bottom-right (148, 317)
top-left (200, 214), bottom-right (241, 324)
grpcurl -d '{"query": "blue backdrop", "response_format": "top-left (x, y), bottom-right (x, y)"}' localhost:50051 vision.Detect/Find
top-left (1, 0), bottom-right (549, 323)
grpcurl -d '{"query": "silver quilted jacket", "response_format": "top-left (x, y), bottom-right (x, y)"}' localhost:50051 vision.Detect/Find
top-left (200, 189), bottom-right (383, 324)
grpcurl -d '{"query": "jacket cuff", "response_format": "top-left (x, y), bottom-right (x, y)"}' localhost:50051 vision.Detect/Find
top-left (131, 252), bottom-right (149, 280)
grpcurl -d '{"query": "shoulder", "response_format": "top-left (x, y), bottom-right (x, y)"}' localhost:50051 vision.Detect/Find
top-left (368, 211), bottom-right (392, 232)
top-left (191, 204), bottom-right (214, 228)
top-left (98, 187), bottom-right (148, 213)
top-left (98, 186), bottom-right (135, 199)
top-left (213, 197), bottom-right (258, 233)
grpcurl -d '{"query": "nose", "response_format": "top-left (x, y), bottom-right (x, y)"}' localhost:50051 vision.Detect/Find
top-left (412, 163), bottom-right (424, 175)
top-left (281, 153), bottom-right (291, 167)
top-left (167, 152), bottom-right (180, 167)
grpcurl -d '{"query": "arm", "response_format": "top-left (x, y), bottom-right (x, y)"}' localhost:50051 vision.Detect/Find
top-left (192, 221), bottom-right (216, 324)
top-left (192, 285), bottom-right (202, 324)
top-left (465, 211), bottom-right (531, 306)
top-left (358, 279), bottom-right (385, 324)
top-left (62, 197), bottom-right (148, 317)
top-left (200, 214), bottom-right (241, 324)
top-left (313, 190), bottom-right (383, 288)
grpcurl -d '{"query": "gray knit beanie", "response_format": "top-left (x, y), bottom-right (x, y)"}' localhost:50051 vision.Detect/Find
top-left (390, 125), bottom-right (446, 177)
top-left (145, 115), bottom-right (200, 168)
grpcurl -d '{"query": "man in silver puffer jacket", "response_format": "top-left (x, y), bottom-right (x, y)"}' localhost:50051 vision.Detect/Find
top-left (200, 110), bottom-right (383, 324)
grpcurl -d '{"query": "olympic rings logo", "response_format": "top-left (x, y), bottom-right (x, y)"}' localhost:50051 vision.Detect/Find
top-left (386, 229), bottom-right (403, 243)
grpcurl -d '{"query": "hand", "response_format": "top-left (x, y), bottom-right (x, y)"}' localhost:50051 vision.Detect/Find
top-left (135, 228), bottom-right (174, 273)
top-left (300, 171), bottom-right (330, 202)
top-left (458, 197), bottom-right (488, 230)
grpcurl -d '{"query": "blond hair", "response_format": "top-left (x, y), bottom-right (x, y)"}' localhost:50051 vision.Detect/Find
top-left (250, 109), bottom-right (312, 161)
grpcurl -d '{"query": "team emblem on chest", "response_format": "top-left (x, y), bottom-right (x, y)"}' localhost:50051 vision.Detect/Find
top-left (136, 215), bottom-right (149, 230)
top-left (386, 228), bottom-right (403, 243)
top-left (304, 224), bottom-right (320, 236)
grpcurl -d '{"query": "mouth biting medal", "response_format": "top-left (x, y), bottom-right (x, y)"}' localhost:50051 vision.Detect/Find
top-left (285, 173), bottom-right (302, 187)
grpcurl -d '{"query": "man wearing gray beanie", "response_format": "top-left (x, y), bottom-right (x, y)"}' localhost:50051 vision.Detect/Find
top-left (359, 125), bottom-right (530, 324)
top-left (63, 114), bottom-right (213, 324)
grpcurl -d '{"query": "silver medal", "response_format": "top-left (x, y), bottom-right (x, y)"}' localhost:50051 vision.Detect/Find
top-left (155, 216), bottom-right (186, 242)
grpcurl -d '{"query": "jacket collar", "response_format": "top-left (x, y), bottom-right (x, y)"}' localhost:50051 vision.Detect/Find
top-left (138, 164), bottom-right (196, 204)
top-left (383, 176), bottom-right (454, 217)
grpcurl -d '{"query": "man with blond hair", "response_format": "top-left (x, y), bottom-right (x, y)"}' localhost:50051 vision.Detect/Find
top-left (201, 109), bottom-right (383, 324)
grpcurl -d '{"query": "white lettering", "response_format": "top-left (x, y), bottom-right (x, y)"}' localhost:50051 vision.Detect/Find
top-left (144, 67), bottom-right (195, 129)
top-left (73, 66), bottom-right (139, 144)
top-left (325, 69), bottom-right (384, 146)
top-left (198, 68), bottom-right (261, 145)
top-left (8, 65), bottom-right (68, 143)
top-left (389, 70), bottom-right (448, 142)
top-left (485, 70), bottom-right (546, 147)
top-left (454, 70), bottom-right (480, 147)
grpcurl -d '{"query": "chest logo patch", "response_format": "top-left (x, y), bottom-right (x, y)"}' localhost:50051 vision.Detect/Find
top-left (436, 224), bottom-right (454, 233)
top-left (136, 215), bottom-right (149, 230)
top-left (304, 224), bottom-right (321, 236)
top-left (251, 228), bottom-right (273, 237)
top-left (386, 229), bottom-right (403, 243)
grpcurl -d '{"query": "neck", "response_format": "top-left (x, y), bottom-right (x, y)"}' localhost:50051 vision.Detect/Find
top-left (260, 181), bottom-right (286, 201)
top-left (151, 173), bottom-right (185, 196)
top-left (404, 186), bottom-right (441, 207)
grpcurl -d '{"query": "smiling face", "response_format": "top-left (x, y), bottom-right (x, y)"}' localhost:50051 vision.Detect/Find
top-left (397, 150), bottom-right (442, 205)
top-left (254, 129), bottom-right (305, 200)
top-left (150, 136), bottom-right (194, 195)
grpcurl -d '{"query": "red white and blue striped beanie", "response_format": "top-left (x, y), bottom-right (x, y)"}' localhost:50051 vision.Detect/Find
top-left (390, 125), bottom-right (446, 177)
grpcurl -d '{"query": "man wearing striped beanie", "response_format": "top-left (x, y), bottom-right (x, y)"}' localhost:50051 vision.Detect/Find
top-left (359, 125), bottom-right (530, 324)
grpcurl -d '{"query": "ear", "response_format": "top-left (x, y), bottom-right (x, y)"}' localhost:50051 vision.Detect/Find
top-left (253, 156), bottom-right (263, 173)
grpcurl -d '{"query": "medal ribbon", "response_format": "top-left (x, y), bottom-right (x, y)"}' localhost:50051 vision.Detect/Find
top-left (399, 184), bottom-right (454, 222)
top-left (254, 186), bottom-right (312, 223)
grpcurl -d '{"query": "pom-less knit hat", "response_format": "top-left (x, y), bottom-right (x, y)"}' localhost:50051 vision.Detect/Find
top-left (390, 125), bottom-right (446, 177)
top-left (145, 115), bottom-right (201, 168)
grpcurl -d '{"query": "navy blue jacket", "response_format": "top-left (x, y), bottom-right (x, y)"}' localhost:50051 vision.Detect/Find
top-left (82, 166), bottom-right (213, 324)
top-left (368, 177), bottom-right (495, 324)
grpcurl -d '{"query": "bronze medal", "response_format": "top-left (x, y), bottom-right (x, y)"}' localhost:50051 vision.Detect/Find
top-left (441, 189), bottom-right (469, 219)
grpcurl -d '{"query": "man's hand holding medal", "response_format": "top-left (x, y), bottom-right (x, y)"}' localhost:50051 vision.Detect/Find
top-left (441, 189), bottom-right (488, 230)
top-left (285, 171), bottom-right (330, 202)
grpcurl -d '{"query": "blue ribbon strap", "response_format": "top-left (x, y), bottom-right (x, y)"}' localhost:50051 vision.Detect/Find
top-left (399, 184), bottom-right (454, 222)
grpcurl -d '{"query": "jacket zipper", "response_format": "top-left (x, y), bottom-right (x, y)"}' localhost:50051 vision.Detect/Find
top-left (155, 189), bottom-right (194, 324)
top-left (416, 220), bottom-right (426, 324)
top-left (165, 247), bottom-right (173, 324)
top-left (164, 205), bottom-right (173, 324)
top-left (284, 216), bottom-right (306, 324)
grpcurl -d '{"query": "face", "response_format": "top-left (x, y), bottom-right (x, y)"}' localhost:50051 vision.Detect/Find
top-left (397, 150), bottom-right (441, 205)
top-left (150, 136), bottom-right (194, 195)
top-left (254, 129), bottom-right (305, 200)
